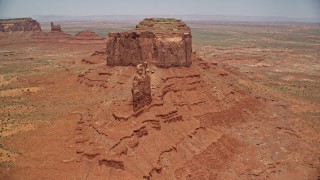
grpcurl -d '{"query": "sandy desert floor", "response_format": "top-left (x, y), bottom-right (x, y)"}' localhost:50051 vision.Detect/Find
top-left (0, 21), bottom-right (319, 179)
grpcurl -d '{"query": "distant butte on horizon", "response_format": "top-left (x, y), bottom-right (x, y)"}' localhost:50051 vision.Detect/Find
top-left (1, 14), bottom-right (318, 23)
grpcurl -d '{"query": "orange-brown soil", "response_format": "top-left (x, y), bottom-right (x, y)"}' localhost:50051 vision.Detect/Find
top-left (0, 21), bottom-right (319, 179)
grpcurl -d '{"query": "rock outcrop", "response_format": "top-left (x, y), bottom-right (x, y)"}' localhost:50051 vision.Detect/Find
top-left (31, 22), bottom-right (72, 39)
top-left (132, 63), bottom-right (152, 111)
top-left (50, 22), bottom-right (62, 32)
top-left (81, 48), bottom-right (107, 64)
top-left (0, 18), bottom-right (41, 32)
top-left (74, 30), bottom-right (105, 40)
top-left (106, 18), bottom-right (192, 68)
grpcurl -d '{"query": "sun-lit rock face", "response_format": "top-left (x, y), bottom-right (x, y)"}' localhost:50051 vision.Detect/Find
top-left (0, 18), bottom-right (42, 32)
top-left (132, 63), bottom-right (152, 111)
top-left (106, 18), bottom-right (192, 68)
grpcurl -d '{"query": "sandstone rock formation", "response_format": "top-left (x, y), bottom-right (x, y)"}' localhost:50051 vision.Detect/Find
top-left (106, 18), bottom-right (192, 68)
top-left (81, 48), bottom-right (107, 64)
top-left (75, 56), bottom-right (266, 179)
top-left (0, 18), bottom-right (41, 32)
top-left (50, 22), bottom-right (62, 32)
top-left (32, 22), bottom-right (72, 40)
top-left (132, 63), bottom-right (152, 111)
top-left (74, 30), bottom-right (105, 40)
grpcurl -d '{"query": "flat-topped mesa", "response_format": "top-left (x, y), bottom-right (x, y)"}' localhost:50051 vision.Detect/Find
top-left (0, 18), bottom-right (41, 32)
top-left (50, 22), bottom-right (62, 32)
top-left (106, 18), bottom-right (192, 68)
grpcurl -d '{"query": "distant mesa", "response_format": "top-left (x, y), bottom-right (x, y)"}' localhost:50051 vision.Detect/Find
top-left (74, 30), bottom-right (105, 40)
top-left (50, 22), bottom-right (62, 32)
top-left (106, 18), bottom-right (192, 68)
top-left (0, 18), bottom-right (119, 43)
top-left (0, 18), bottom-right (42, 32)
top-left (32, 21), bottom-right (72, 39)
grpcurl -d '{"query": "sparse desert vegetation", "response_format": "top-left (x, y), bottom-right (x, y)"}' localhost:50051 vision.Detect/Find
top-left (0, 19), bottom-right (319, 179)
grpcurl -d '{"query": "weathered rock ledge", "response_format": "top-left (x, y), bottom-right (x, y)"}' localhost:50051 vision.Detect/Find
top-left (106, 18), bottom-right (192, 68)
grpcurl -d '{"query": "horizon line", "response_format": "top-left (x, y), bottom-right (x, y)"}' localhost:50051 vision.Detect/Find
top-left (1, 14), bottom-right (319, 23)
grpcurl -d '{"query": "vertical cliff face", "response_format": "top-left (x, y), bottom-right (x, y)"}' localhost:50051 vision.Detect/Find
top-left (106, 18), bottom-right (192, 68)
top-left (0, 18), bottom-right (42, 32)
top-left (106, 32), bottom-right (145, 66)
top-left (132, 63), bottom-right (152, 111)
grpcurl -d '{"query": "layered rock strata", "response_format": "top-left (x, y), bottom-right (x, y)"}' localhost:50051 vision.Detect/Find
top-left (106, 18), bottom-right (192, 68)
top-left (0, 18), bottom-right (41, 32)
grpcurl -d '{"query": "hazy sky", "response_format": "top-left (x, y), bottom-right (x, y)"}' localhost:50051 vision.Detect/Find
top-left (0, 0), bottom-right (319, 19)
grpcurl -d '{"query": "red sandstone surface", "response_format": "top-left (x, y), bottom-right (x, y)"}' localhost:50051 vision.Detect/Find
top-left (81, 49), bottom-right (106, 64)
top-left (0, 18), bottom-right (319, 179)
